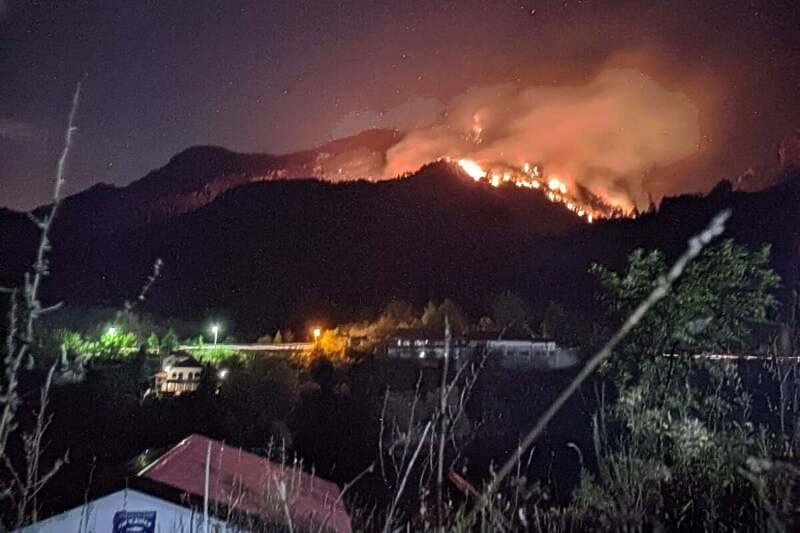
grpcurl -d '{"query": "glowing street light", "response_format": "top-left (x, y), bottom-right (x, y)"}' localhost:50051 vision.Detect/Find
top-left (107, 326), bottom-right (117, 336)
top-left (313, 327), bottom-right (322, 342)
top-left (218, 368), bottom-right (228, 379)
top-left (211, 324), bottom-right (220, 345)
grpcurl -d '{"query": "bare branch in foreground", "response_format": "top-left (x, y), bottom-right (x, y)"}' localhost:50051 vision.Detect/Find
top-left (471, 209), bottom-right (732, 520)
top-left (4, 366), bottom-right (68, 528)
top-left (0, 81), bottom-right (81, 460)
top-left (123, 258), bottom-right (164, 315)
top-left (383, 421), bottom-right (432, 533)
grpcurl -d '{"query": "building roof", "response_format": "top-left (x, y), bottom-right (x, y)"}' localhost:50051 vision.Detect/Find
top-left (390, 328), bottom-right (468, 343)
top-left (162, 352), bottom-right (204, 369)
top-left (138, 434), bottom-right (351, 533)
top-left (390, 328), bottom-right (554, 343)
top-left (466, 331), bottom-right (554, 342)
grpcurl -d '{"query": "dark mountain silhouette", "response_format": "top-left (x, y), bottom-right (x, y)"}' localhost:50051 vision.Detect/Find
top-left (2, 134), bottom-right (799, 339)
top-left (28, 128), bottom-right (403, 235)
top-left (125, 128), bottom-right (403, 219)
top-left (37, 161), bottom-right (586, 336)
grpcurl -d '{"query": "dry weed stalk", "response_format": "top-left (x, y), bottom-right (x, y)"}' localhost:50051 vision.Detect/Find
top-left (376, 317), bottom-right (486, 531)
top-left (0, 83), bottom-right (81, 460)
top-left (0, 83), bottom-right (81, 528)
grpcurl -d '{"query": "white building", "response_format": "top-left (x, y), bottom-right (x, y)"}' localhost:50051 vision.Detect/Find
top-left (21, 434), bottom-right (352, 533)
top-left (16, 485), bottom-right (233, 532)
top-left (386, 330), bottom-right (579, 370)
top-left (386, 330), bottom-right (472, 361)
top-left (155, 353), bottom-right (204, 395)
top-left (481, 338), bottom-right (579, 370)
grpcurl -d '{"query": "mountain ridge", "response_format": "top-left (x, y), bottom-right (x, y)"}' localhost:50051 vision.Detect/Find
top-left (1, 134), bottom-right (798, 337)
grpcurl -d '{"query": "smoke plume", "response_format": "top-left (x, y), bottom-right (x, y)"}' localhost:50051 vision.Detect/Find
top-left (383, 68), bottom-right (700, 209)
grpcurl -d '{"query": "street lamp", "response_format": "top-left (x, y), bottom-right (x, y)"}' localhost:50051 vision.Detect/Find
top-left (313, 327), bottom-right (322, 342)
top-left (211, 324), bottom-right (220, 345)
top-left (107, 326), bottom-right (117, 336)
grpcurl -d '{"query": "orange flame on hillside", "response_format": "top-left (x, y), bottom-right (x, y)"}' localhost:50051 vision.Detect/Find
top-left (457, 159), bottom-right (487, 181)
top-left (455, 158), bottom-right (628, 222)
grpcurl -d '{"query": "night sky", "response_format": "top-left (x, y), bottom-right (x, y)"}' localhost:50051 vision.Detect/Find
top-left (1, 0), bottom-right (799, 210)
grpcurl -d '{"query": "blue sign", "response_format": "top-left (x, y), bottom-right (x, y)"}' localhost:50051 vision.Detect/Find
top-left (113, 511), bottom-right (156, 533)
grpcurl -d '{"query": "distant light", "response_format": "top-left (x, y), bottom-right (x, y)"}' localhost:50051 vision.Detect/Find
top-left (211, 324), bottom-right (220, 345)
top-left (107, 326), bottom-right (117, 335)
top-left (419, 351), bottom-right (426, 359)
top-left (218, 368), bottom-right (228, 379)
top-left (313, 327), bottom-right (322, 341)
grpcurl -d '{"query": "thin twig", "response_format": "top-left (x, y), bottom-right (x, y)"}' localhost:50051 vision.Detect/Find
top-left (379, 388), bottom-right (389, 483)
top-left (274, 476), bottom-right (295, 533)
top-left (0, 82), bottom-right (81, 459)
top-left (383, 421), bottom-right (432, 533)
top-left (315, 462), bottom-right (374, 533)
top-left (123, 258), bottom-right (163, 314)
top-left (436, 316), bottom-right (451, 527)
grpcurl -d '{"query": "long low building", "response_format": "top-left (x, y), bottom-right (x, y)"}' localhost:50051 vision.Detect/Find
top-left (179, 342), bottom-right (313, 352)
top-left (386, 330), bottom-right (580, 370)
top-left (481, 338), bottom-right (579, 370)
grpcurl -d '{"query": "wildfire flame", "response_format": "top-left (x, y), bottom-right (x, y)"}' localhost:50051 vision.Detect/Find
top-left (454, 158), bottom-right (630, 222)
top-left (458, 159), bottom-right (487, 181)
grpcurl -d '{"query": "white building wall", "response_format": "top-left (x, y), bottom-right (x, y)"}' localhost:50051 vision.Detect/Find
top-left (483, 340), bottom-right (579, 370)
top-left (18, 488), bottom-right (236, 533)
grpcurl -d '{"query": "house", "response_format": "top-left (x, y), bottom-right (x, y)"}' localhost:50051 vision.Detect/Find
top-left (155, 352), bottom-right (205, 395)
top-left (20, 434), bottom-right (352, 533)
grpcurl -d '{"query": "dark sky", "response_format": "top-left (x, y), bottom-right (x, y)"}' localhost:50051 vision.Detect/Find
top-left (1, 0), bottom-right (799, 210)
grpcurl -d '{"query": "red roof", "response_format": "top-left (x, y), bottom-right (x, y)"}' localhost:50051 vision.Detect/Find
top-left (139, 434), bottom-right (352, 532)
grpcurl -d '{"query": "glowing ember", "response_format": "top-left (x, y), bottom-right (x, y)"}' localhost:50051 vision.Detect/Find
top-left (470, 114), bottom-right (483, 145)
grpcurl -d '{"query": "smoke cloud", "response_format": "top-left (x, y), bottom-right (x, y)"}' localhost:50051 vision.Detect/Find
top-left (383, 68), bottom-right (700, 209)
top-left (331, 95), bottom-right (443, 139)
top-left (0, 117), bottom-right (35, 140)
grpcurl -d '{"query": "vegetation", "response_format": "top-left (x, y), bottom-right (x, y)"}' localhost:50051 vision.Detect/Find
top-left (186, 345), bottom-right (246, 365)
top-left (591, 239), bottom-right (780, 385)
top-left (573, 239), bottom-right (787, 531)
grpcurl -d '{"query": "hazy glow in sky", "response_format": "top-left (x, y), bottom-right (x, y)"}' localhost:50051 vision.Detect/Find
top-left (1, 0), bottom-right (799, 209)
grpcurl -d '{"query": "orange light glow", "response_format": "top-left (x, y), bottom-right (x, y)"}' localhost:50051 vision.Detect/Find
top-left (458, 159), bottom-right (486, 181)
